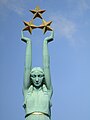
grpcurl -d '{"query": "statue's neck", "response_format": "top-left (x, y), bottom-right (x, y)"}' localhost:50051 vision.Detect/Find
top-left (33, 86), bottom-right (42, 91)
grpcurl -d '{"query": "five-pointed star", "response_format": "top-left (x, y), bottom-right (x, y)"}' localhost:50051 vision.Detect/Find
top-left (38, 19), bottom-right (53, 34)
top-left (30, 6), bottom-right (46, 19)
top-left (23, 20), bottom-right (37, 34)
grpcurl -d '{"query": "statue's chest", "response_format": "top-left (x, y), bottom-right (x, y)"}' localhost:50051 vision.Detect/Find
top-left (26, 90), bottom-right (50, 108)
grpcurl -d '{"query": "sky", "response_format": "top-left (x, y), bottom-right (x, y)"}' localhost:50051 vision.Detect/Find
top-left (0, 0), bottom-right (90, 120)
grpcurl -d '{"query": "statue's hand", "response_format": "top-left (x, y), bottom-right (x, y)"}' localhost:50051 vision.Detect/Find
top-left (21, 31), bottom-right (31, 43)
top-left (44, 31), bottom-right (54, 43)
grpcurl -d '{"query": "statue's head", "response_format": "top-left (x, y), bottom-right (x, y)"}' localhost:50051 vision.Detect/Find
top-left (30, 67), bottom-right (45, 88)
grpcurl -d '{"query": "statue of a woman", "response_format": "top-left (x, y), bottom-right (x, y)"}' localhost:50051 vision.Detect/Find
top-left (21, 31), bottom-right (54, 120)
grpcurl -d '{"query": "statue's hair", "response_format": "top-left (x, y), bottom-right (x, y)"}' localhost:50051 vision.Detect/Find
top-left (30, 67), bottom-right (44, 74)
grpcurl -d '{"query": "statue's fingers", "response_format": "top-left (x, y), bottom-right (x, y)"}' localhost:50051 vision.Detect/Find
top-left (50, 31), bottom-right (54, 38)
top-left (21, 38), bottom-right (27, 43)
top-left (21, 31), bottom-right (24, 38)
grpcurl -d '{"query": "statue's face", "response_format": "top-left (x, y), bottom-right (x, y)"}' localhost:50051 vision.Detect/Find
top-left (30, 70), bottom-right (44, 88)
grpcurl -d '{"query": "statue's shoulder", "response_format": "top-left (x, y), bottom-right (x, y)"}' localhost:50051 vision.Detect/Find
top-left (27, 85), bottom-right (33, 93)
top-left (42, 84), bottom-right (53, 96)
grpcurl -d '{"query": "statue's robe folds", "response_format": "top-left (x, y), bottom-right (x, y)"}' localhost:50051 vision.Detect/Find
top-left (23, 85), bottom-right (52, 120)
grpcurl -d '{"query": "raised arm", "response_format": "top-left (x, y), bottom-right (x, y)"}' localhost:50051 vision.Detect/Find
top-left (21, 31), bottom-right (32, 96)
top-left (43, 31), bottom-right (54, 90)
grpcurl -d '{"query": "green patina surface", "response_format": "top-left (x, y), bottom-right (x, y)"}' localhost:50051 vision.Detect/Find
top-left (21, 31), bottom-right (54, 120)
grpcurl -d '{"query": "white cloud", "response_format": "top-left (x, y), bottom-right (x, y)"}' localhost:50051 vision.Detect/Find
top-left (78, 0), bottom-right (90, 12)
top-left (50, 15), bottom-right (77, 44)
top-left (49, 0), bottom-right (90, 45)
top-left (67, 0), bottom-right (90, 15)
top-left (77, 0), bottom-right (90, 15)
top-left (0, 0), bottom-right (8, 4)
top-left (0, 0), bottom-right (25, 15)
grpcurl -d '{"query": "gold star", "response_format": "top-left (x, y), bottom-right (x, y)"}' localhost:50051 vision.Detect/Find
top-left (38, 19), bottom-right (53, 34)
top-left (23, 20), bottom-right (37, 34)
top-left (30, 6), bottom-right (46, 19)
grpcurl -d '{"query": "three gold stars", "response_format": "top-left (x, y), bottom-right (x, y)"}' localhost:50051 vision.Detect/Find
top-left (22, 6), bottom-right (53, 34)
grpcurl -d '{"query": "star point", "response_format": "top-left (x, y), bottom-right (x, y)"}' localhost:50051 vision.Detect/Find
top-left (38, 19), bottom-right (53, 34)
top-left (29, 6), bottom-right (46, 19)
top-left (23, 20), bottom-right (37, 34)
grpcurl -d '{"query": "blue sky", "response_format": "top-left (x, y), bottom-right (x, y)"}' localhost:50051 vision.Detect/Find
top-left (0, 0), bottom-right (90, 120)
